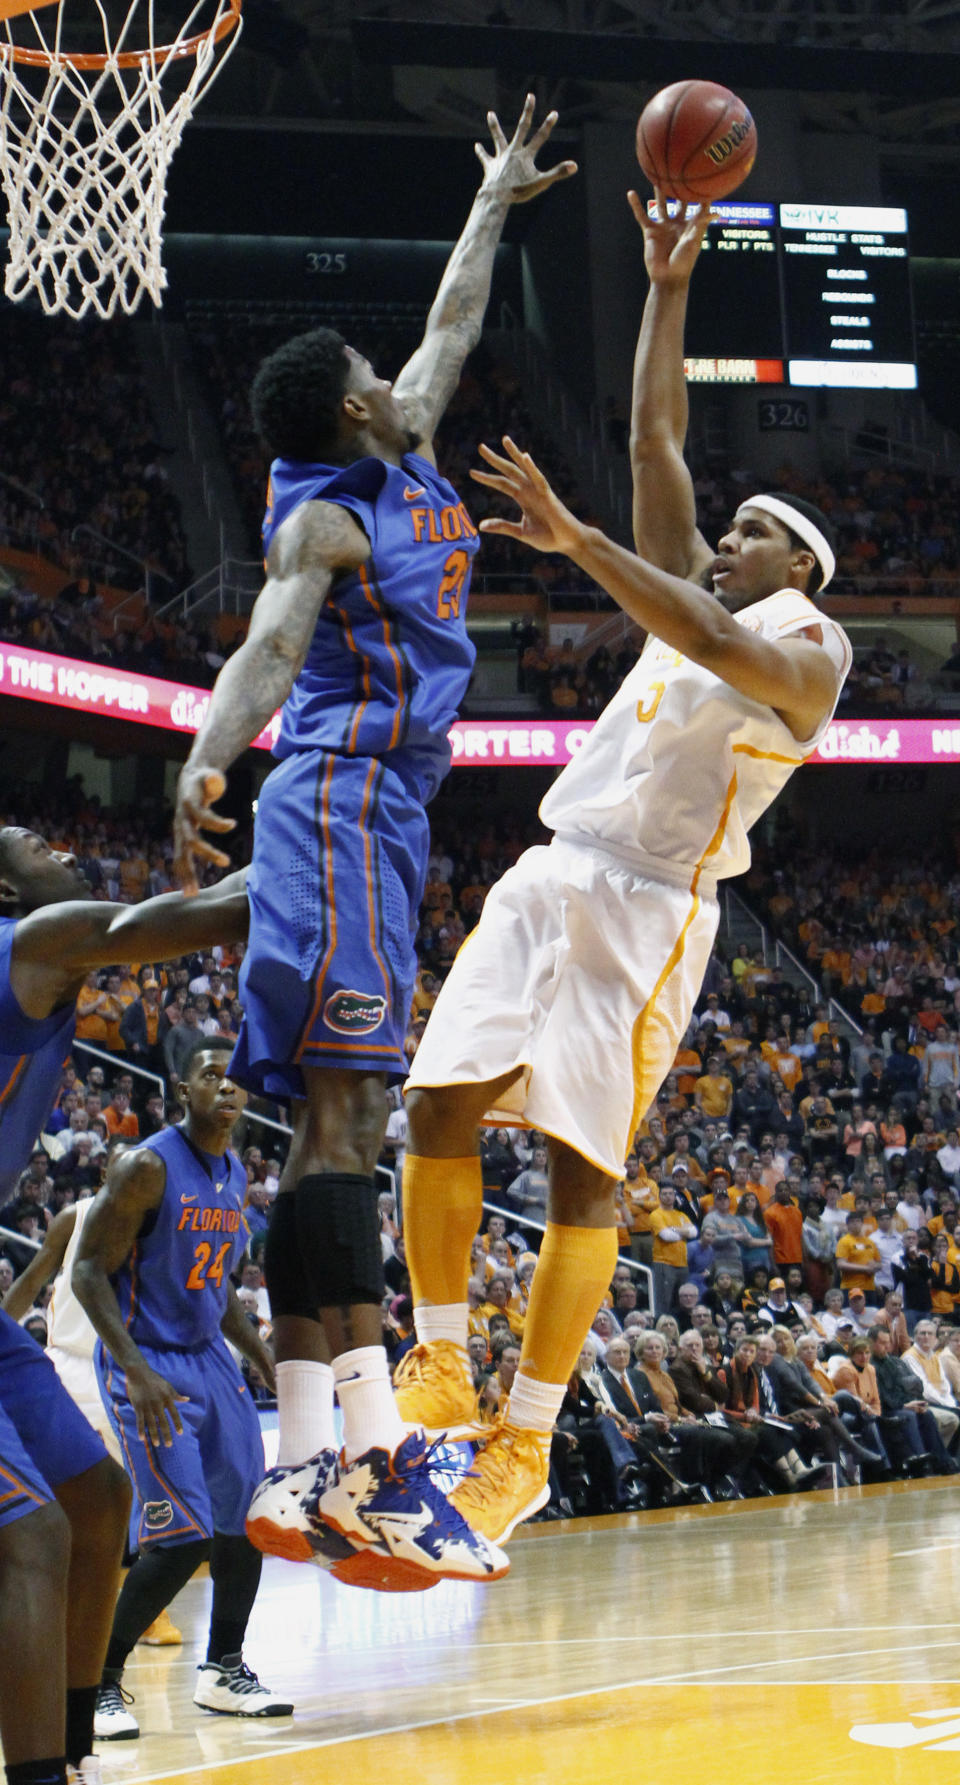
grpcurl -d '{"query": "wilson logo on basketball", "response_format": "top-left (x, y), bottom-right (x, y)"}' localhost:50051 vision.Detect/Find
top-left (323, 990), bottom-right (388, 1035)
top-left (706, 116), bottom-right (754, 167)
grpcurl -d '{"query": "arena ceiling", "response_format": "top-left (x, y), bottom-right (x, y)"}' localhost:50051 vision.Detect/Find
top-left (18, 4), bottom-right (960, 162)
top-left (195, 0), bottom-right (960, 162)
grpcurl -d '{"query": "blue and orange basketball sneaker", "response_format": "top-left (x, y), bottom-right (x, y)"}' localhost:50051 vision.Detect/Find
top-left (317, 1431), bottom-right (510, 1591)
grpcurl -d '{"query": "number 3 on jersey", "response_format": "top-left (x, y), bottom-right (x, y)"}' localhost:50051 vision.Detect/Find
top-left (185, 1240), bottom-right (232, 1293)
top-left (436, 548), bottom-right (470, 620)
top-left (636, 680), bottom-right (665, 724)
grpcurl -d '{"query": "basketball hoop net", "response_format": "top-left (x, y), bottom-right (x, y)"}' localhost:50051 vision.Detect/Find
top-left (0, 0), bottom-right (242, 319)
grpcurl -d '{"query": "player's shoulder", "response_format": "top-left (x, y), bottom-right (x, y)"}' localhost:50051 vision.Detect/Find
top-left (108, 1137), bottom-right (167, 1199)
top-left (269, 492), bottom-right (372, 578)
top-left (741, 588), bottom-right (852, 671)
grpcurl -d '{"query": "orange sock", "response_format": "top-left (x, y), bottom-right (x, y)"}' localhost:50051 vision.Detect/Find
top-left (518, 1222), bottom-right (619, 1385)
top-left (402, 1153), bottom-right (483, 1308)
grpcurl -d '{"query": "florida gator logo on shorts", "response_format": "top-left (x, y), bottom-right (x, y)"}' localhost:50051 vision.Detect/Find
top-left (323, 989), bottom-right (388, 1035)
top-left (143, 1499), bottom-right (174, 1531)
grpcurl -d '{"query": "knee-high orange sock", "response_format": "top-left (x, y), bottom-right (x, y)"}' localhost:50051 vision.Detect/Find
top-left (518, 1222), bottom-right (619, 1386)
top-left (402, 1153), bottom-right (483, 1309)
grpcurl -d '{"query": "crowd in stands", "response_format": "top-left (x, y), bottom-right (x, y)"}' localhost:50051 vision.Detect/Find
top-left (4, 303), bottom-right (960, 735)
top-left (0, 568), bottom-right (240, 689)
top-left (690, 457), bottom-right (960, 594)
top-left (187, 307), bottom-right (600, 598)
top-left (7, 784), bottom-right (960, 1522)
top-left (0, 312), bottom-right (189, 592)
top-left (748, 842), bottom-right (960, 1040)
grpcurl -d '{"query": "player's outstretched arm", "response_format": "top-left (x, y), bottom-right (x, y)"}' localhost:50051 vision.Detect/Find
top-left (472, 437), bottom-right (840, 741)
top-left (626, 190), bottom-right (715, 582)
top-left (10, 868), bottom-right (250, 1020)
top-left (0, 1204), bottom-right (76, 1322)
top-left (73, 1150), bottom-right (188, 1447)
top-left (392, 95), bottom-right (576, 457)
top-left (173, 500), bottom-right (370, 893)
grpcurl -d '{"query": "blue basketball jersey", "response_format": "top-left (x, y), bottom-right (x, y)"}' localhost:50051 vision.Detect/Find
top-left (264, 451), bottom-right (477, 804)
top-left (0, 918), bottom-right (76, 1200)
top-left (111, 1125), bottom-right (248, 1350)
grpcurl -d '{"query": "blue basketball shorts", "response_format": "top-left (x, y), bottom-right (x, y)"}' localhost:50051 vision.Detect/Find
top-left (96, 1337), bottom-right (263, 1550)
top-left (232, 750), bottom-right (429, 1100)
top-left (0, 1309), bottom-right (108, 1528)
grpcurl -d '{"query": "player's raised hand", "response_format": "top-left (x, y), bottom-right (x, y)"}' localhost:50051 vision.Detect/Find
top-left (173, 764), bottom-right (235, 896)
top-left (628, 187), bottom-right (712, 286)
top-left (477, 93), bottom-right (577, 205)
top-left (471, 437), bottom-right (583, 558)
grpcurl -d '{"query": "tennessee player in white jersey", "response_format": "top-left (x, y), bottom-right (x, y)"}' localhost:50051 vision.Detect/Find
top-left (3, 1199), bottom-right (121, 1462)
top-left (385, 190), bottom-right (852, 1548)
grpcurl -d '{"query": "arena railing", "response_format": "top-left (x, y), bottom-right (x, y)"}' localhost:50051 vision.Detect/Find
top-left (0, 1225), bottom-right (40, 1254)
top-left (723, 885), bottom-right (771, 967)
top-left (773, 936), bottom-right (820, 1004)
top-left (72, 1039), bottom-right (165, 1101)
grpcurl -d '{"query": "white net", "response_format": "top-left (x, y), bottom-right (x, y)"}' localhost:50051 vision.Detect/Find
top-left (0, 0), bottom-right (242, 319)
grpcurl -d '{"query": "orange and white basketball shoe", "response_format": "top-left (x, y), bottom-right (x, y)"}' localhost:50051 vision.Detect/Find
top-left (393, 1340), bottom-right (486, 1440)
top-left (452, 1421), bottom-right (551, 1543)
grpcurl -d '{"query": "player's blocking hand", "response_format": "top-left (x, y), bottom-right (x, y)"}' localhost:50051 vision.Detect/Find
top-left (470, 436), bottom-right (583, 558)
top-left (628, 187), bottom-right (712, 286)
top-left (477, 93), bottom-right (577, 205)
top-left (126, 1360), bottom-right (190, 1448)
top-left (173, 764), bottom-right (236, 897)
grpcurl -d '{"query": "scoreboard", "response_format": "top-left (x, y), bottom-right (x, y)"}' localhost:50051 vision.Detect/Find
top-left (656, 200), bottom-right (917, 389)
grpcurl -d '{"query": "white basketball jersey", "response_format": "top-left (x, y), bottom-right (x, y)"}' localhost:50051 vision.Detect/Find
top-left (541, 590), bottom-right (851, 890)
top-left (47, 1195), bottom-right (97, 1357)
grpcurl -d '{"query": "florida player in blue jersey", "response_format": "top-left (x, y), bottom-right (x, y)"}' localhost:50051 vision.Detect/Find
top-left (73, 1037), bottom-right (293, 1738)
top-left (171, 97), bottom-right (576, 1590)
top-left (0, 829), bottom-right (249, 1785)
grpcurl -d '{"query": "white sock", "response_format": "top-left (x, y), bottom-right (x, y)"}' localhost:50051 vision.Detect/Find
top-left (413, 1301), bottom-right (470, 1353)
top-left (275, 1360), bottom-right (336, 1466)
top-left (334, 1346), bottom-right (407, 1464)
top-left (505, 1371), bottom-right (566, 1435)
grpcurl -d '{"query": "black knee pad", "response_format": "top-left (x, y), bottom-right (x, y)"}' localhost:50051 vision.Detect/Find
top-left (295, 1173), bottom-right (385, 1308)
top-left (263, 1192), bottom-right (317, 1320)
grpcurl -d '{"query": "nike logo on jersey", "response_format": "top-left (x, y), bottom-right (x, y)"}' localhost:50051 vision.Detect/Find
top-left (403, 486), bottom-right (427, 500)
top-left (180, 1194), bottom-right (198, 1204)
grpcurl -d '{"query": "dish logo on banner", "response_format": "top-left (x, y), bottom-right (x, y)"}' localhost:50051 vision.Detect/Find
top-left (814, 723), bottom-right (902, 761)
top-left (1, 643), bottom-right (958, 768)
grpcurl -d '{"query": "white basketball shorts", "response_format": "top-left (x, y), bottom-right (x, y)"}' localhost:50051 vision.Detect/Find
top-left (49, 1344), bottom-right (122, 1464)
top-left (405, 837), bottom-right (719, 1177)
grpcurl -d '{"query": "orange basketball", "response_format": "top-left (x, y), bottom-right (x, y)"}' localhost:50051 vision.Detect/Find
top-left (636, 80), bottom-right (757, 203)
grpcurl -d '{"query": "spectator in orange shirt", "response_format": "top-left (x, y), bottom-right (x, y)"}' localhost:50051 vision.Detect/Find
top-left (664, 1133), bottom-right (705, 1185)
top-left (931, 1234), bottom-right (960, 1321)
top-left (694, 1055), bottom-right (734, 1121)
top-left (99, 970), bottom-right (126, 1054)
top-left (102, 1087), bottom-right (140, 1140)
top-left (835, 1211), bottom-right (882, 1299)
top-left (648, 1183), bottom-right (698, 1316)
top-left (75, 969), bottom-right (109, 1042)
top-left (673, 1042), bottom-right (703, 1100)
top-left (764, 1181), bottom-right (804, 1273)
top-left (769, 1035), bottom-right (803, 1093)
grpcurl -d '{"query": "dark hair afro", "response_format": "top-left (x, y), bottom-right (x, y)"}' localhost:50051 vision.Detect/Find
top-left (250, 328), bottom-right (350, 462)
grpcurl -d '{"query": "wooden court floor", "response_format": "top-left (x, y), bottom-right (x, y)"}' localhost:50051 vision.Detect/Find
top-left (90, 1478), bottom-right (960, 1785)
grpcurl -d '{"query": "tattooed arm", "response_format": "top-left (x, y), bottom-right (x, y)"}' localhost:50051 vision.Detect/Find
top-left (173, 498), bottom-right (370, 893)
top-left (392, 95), bottom-right (576, 460)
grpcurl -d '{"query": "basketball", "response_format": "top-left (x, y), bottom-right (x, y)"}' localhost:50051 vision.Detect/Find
top-left (636, 80), bottom-right (757, 203)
